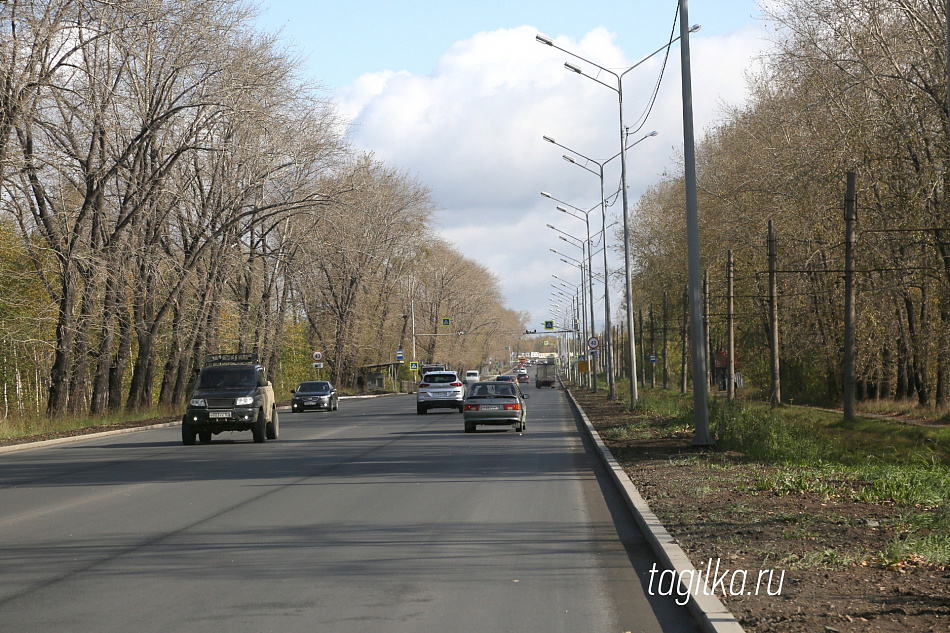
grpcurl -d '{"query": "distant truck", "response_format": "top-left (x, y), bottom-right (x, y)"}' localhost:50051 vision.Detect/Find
top-left (535, 360), bottom-right (557, 388)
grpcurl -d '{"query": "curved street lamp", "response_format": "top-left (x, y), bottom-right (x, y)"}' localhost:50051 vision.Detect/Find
top-left (544, 192), bottom-right (602, 392)
top-left (543, 131), bottom-right (657, 399)
top-left (537, 22), bottom-right (703, 422)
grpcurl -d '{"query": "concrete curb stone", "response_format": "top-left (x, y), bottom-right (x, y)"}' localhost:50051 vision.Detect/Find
top-left (565, 386), bottom-right (746, 633)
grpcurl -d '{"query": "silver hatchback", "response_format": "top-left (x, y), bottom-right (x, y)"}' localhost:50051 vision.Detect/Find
top-left (462, 381), bottom-right (529, 433)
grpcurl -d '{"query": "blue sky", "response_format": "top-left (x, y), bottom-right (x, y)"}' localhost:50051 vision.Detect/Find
top-left (254, 1), bottom-right (766, 91)
top-left (252, 1), bottom-right (772, 331)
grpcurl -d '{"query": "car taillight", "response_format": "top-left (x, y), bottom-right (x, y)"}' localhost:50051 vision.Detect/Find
top-left (504, 403), bottom-right (521, 411)
top-left (465, 404), bottom-right (479, 411)
top-left (419, 383), bottom-right (430, 388)
top-left (450, 382), bottom-right (462, 387)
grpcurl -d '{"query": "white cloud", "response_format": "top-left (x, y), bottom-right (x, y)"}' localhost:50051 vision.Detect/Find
top-left (337, 23), bottom-right (770, 327)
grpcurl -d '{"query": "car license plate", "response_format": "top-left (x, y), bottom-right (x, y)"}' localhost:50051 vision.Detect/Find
top-left (481, 405), bottom-right (501, 410)
top-left (209, 411), bottom-right (232, 419)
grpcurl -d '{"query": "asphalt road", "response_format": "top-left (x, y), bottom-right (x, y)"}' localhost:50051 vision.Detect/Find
top-left (0, 385), bottom-right (699, 633)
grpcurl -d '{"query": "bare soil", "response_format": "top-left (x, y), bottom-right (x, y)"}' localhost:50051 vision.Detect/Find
top-left (572, 390), bottom-right (950, 633)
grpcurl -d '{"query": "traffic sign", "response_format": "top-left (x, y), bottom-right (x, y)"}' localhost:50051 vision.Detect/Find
top-left (650, 353), bottom-right (657, 364)
top-left (442, 318), bottom-right (451, 327)
top-left (544, 320), bottom-right (554, 330)
top-left (312, 362), bottom-right (324, 369)
top-left (587, 336), bottom-right (600, 350)
top-left (396, 349), bottom-right (404, 361)
top-left (311, 350), bottom-right (323, 362)
top-left (410, 361), bottom-right (419, 371)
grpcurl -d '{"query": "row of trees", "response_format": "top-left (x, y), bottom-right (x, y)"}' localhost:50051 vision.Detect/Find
top-left (626, 0), bottom-right (950, 406)
top-left (0, 0), bottom-right (525, 419)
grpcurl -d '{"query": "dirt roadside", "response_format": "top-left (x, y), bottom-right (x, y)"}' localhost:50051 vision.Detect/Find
top-left (0, 416), bottom-right (180, 447)
top-left (571, 390), bottom-right (950, 633)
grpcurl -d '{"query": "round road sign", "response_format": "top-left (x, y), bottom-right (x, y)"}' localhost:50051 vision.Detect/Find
top-left (311, 350), bottom-right (323, 362)
top-left (587, 336), bottom-right (600, 350)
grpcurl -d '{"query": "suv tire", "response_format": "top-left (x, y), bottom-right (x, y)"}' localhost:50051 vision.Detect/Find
top-left (182, 419), bottom-right (197, 446)
top-left (266, 407), bottom-right (279, 440)
top-left (252, 410), bottom-right (266, 443)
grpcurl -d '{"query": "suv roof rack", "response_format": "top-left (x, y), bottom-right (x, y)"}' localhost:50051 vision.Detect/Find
top-left (204, 353), bottom-right (259, 366)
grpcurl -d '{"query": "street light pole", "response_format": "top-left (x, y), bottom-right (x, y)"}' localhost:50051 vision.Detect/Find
top-left (538, 27), bottom-right (697, 408)
top-left (545, 132), bottom-right (657, 400)
top-left (551, 247), bottom-right (589, 386)
top-left (678, 0), bottom-right (712, 444)
top-left (549, 219), bottom-right (598, 392)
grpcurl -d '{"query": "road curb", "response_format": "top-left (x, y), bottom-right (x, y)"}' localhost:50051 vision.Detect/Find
top-left (565, 388), bottom-right (746, 633)
top-left (0, 420), bottom-right (181, 455)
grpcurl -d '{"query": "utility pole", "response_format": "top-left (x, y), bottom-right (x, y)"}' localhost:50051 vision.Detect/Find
top-left (638, 309), bottom-right (646, 387)
top-left (843, 172), bottom-right (857, 420)
top-left (681, 285), bottom-right (688, 393)
top-left (768, 220), bottom-right (781, 406)
top-left (727, 250), bottom-right (735, 402)
top-left (649, 304), bottom-right (656, 389)
top-left (703, 270), bottom-right (711, 388)
top-left (663, 290), bottom-right (669, 389)
top-left (680, 0), bottom-right (711, 444)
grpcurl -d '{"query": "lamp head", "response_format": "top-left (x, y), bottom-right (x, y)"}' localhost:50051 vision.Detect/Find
top-left (690, 24), bottom-right (701, 33)
top-left (541, 191), bottom-right (552, 199)
top-left (536, 34), bottom-right (554, 46)
top-left (564, 62), bottom-right (582, 74)
top-left (542, 135), bottom-right (556, 144)
top-left (562, 155), bottom-right (576, 164)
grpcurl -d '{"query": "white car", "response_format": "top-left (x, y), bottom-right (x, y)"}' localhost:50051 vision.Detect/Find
top-left (464, 370), bottom-right (480, 383)
top-left (416, 371), bottom-right (465, 414)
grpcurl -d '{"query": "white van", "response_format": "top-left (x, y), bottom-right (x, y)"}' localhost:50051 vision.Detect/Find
top-left (464, 370), bottom-right (480, 383)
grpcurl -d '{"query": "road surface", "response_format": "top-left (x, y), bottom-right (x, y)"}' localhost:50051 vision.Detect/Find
top-left (0, 387), bottom-right (698, 632)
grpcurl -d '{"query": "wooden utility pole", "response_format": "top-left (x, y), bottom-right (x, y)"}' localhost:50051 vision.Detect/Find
top-left (843, 172), bottom-right (857, 420)
top-left (727, 250), bottom-right (736, 402)
top-left (768, 220), bottom-right (781, 406)
top-left (649, 304), bottom-right (656, 388)
top-left (638, 309), bottom-right (646, 387)
top-left (703, 270), bottom-right (712, 388)
top-left (662, 290), bottom-right (669, 389)
top-left (681, 286), bottom-right (689, 393)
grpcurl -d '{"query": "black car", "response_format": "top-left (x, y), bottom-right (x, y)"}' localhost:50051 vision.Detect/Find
top-left (291, 381), bottom-right (339, 412)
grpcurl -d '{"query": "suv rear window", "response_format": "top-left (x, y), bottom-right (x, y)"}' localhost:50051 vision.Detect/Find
top-left (423, 373), bottom-right (458, 384)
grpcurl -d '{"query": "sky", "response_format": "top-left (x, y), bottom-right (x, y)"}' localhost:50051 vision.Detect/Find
top-left (253, 0), bottom-right (774, 334)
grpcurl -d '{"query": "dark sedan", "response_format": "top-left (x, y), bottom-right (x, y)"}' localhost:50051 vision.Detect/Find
top-left (463, 380), bottom-right (529, 433)
top-left (291, 381), bottom-right (339, 412)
